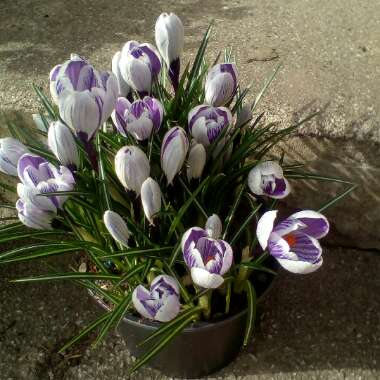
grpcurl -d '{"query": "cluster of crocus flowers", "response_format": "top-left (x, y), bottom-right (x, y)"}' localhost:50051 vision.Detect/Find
top-left (16, 154), bottom-right (75, 229)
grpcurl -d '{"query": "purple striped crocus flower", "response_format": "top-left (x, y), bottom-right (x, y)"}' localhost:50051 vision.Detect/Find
top-left (16, 154), bottom-right (75, 229)
top-left (205, 63), bottom-right (238, 107)
top-left (111, 96), bottom-right (164, 141)
top-left (257, 210), bottom-right (330, 274)
top-left (118, 41), bottom-right (161, 96)
top-left (132, 275), bottom-right (181, 322)
top-left (50, 54), bottom-right (118, 142)
top-left (181, 216), bottom-right (233, 289)
top-left (248, 161), bottom-right (290, 199)
top-left (188, 105), bottom-right (232, 147)
top-left (161, 127), bottom-right (189, 184)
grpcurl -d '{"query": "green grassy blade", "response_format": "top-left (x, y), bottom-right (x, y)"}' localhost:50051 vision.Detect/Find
top-left (138, 305), bottom-right (203, 347)
top-left (0, 181), bottom-right (16, 192)
top-left (96, 133), bottom-right (111, 211)
top-left (93, 293), bottom-right (132, 347)
top-left (223, 183), bottom-right (246, 240)
top-left (128, 315), bottom-right (195, 375)
top-left (166, 176), bottom-right (209, 243)
top-left (11, 272), bottom-right (121, 283)
top-left (59, 311), bottom-right (112, 353)
top-left (240, 262), bottom-right (277, 275)
top-left (251, 62), bottom-right (282, 112)
top-left (99, 246), bottom-right (174, 260)
top-left (230, 203), bottom-right (261, 245)
top-left (178, 177), bottom-right (208, 218)
top-left (168, 242), bottom-right (182, 268)
top-left (285, 171), bottom-right (353, 185)
top-left (318, 184), bottom-right (358, 213)
top-left (243, 280), bottom-right (257, 346)
top-left (33, 84), bottom-right (57, 120)
top-left (115, 262), bottom-right (146, 287)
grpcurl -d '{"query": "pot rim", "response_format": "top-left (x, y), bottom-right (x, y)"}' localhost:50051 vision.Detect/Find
top-left (92, 271), bottom-right (278, 333)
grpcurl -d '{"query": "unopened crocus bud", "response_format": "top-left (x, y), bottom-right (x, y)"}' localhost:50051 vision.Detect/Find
top-left (118, 41), bottom-right (161, 96)
top-left (115, 146), bottom-right (150, 194)
top-left (155, 12), bottom-right (184, 91)
top-left (0, 138), bottom-right (29, 176)
top-left (205, 214), bottom-right (222, 239)
top-left (103, 210), bottom-right (130, 247)
top-left (188, 105), bottom-right (232, 146)
top-left (48, 121), bottom-right (79, 169)
top-left (141, 177), bottom-right (162, 225)
top-left (205, 63), bottom-right (238, 107)
top-left (112, 96), bottom-right (164, 141)
top-left (112, 51), bottom-right (131, 97)
top-left (236, 104), bottom-right (252, 128)
top-left (161, 127), bottom-right (189, 184)
top-left (187, 142), bottom-right (206, 181)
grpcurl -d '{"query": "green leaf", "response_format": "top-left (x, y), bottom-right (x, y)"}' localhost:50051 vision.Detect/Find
top-left (166, 176), bottom-right (209, 243)
top-left (59, 311), bottom-right (112, 353)
top-left (251, 62), bottom-right (282, 112)
top-left (230, 203), bottom-right (261, 245)
top-left (99, 246), bottom-right (174, 260)
top-left (285, 171), bottom-right (353, 185)
top-left (93, 293), bottom-right (132, 347)
top-left (223, 183), bottom-right (246, 240)
top-left (243, 280), bottom-right (257, 346)
top-left (11, 272), bottom-right (121, 283)
top-left (318, 184), bottom-right (358, 213)
top-left (240, 262), bottom-right (277, 276)
top-left (33, 84), bottom-right (57, 120)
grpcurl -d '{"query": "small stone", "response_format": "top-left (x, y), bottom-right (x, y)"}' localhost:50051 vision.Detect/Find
top-left (78, 262), bottom-right (87, 273)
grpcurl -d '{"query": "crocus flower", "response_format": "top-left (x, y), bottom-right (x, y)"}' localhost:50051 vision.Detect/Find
top-left (248, 161), bottom-right (290, 199)
top-left (161, 127), bottom-right (189, 184)
top-left (32, 114), bottom-right (49, 132)
top-left (118, 41), bottom-right (161, 96)
top-left (205, 63), bottom-right (238, 107)
top-left (188, 105), bottom-right (232, 146)
top-left (112, 96), bottom-right (164, 141)
top-left (132, 275), bottom-right (181, 322)
top-left (0, 138), bottom-right (29, 176)
top-left (141, 177), bottom-right (162, 225)
top-left (115, 146), bottom-right (150, 194)
top-left (17, 154), bottom-right (75, 210)
top-left (50, 54), bottom-right (118, 142)
top-left (112, 51), bottom-right (131, 97)
top-left (103, 210), bottom-right (130, 247)
top-left (16, 198), bottom-right (55, 230)
top-left (181, 220), bottom-right (233, 289)
top-left (48, 121), bottom-right (79, 169)
top-left (155, 12), bottom-right (184, 91)
top-left (187, 142), bottom-right (206, 181)
top-left (256, 210), bottom-right (329, 274)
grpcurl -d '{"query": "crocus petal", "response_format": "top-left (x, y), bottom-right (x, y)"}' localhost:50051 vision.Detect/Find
top-left (219, 240), bottom-right (233, 275)
top-left (276, 256), bottom-right (323, 274)
top-left (190, 267), bottom-right (224, 289)
top-left (115, 146), bottom-right (150, 194)
top-left (205, 214), bottom-right (222, 239)
top-left (58, 91), bottom-right (101, 142)
top-left (256, 210), bottom-right (278, 250)
top-left (161, 127), bottom-right (188, 184)
top-left (185, 248), bottom-right (205, 269)
top-left (48, 121), bottom-right (79, 168)
top-left (187, 142), bottom-right (206, 181)
top-left (132, 285), bottom-right (155, 319)
top-left (291, 210), bottom-right (330, 239)
top-left (112, 51), bottom-right (131, 97)
top-left (103, 210), bottom-right (130, 247)
top-left (0, 138), bottom-right (29, 176)
top-left (151, 274), bottom-right (180, 296)
top-left (181, 226), bottom-right (208, 255)
top-left (141, 177), bottom-right (162, 225)
top-left (154, 294), bottom-right (181, 322)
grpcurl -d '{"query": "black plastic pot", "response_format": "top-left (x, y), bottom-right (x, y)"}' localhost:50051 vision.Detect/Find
top-left (94, 259), bottom-right (277, 378)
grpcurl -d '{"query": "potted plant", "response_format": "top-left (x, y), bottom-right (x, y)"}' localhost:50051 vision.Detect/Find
top-left (0, 12), bottom-right (355, 378)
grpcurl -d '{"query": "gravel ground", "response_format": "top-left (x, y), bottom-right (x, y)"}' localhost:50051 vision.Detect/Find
top-left (1, 247), bottom-right (379, 379)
